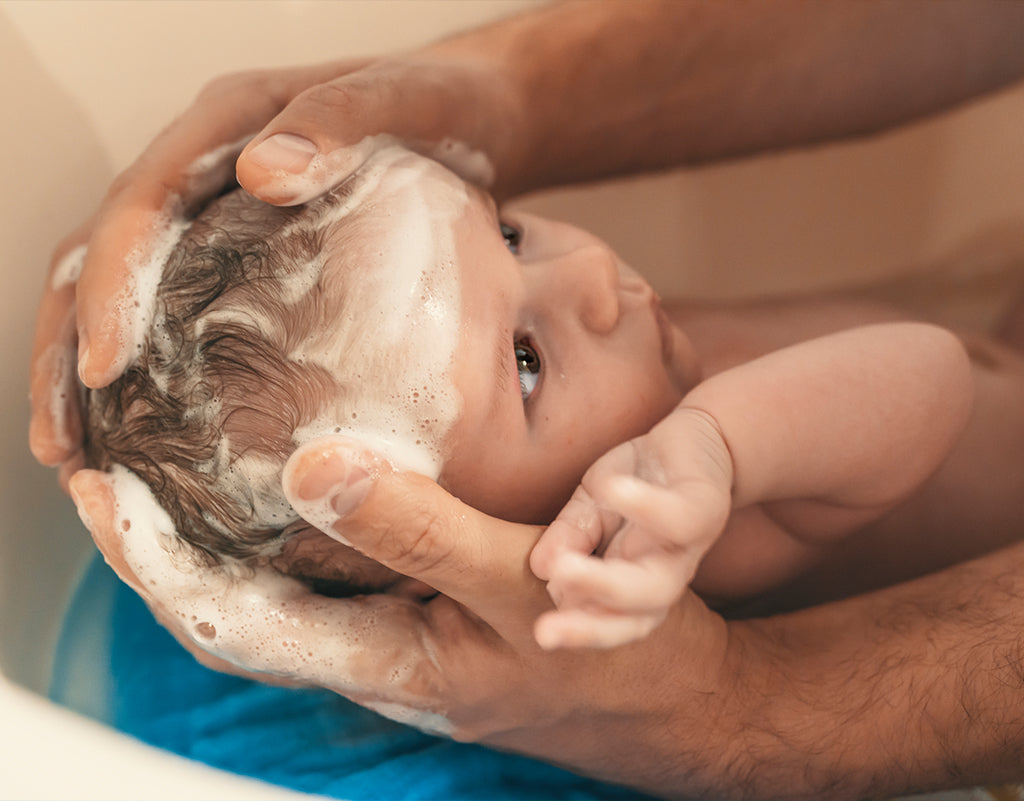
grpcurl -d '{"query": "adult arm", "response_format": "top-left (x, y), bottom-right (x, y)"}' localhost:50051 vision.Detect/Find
top-left (29, 0), bottom-right (1024, 475)
top-left (241, 0), bottom-right (1024, 200)
top-left (72, 436), bottom-right (1024, 799)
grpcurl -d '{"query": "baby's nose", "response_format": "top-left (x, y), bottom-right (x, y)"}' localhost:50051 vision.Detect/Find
top-left (554, 244), bottom-right (621, 335)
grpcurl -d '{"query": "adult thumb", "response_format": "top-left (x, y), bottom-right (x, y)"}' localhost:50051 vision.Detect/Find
top-left (282, 436), bottom-right (549, 625)
top-left (235, 61), bottom-right (412, 207)
top-left (236, 57), bottom-right (501, 206)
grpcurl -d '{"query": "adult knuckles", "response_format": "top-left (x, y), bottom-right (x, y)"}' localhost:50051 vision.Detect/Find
top-left (195, 69), bottom-right (273, 105)
top-left (288, 79), bottom-right (372, 131)
top-left (381, 503), bottom-right (462, 580)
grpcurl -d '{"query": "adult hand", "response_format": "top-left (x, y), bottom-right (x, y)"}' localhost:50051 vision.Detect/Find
top-left (34, 0), bottom-right (1024, 476)
top-left (68, 436), bottom-right (1024, 798)
top-left (28, 47), bottom-right (524, 477)
top-left (69, 437), bottom-right (737, 798)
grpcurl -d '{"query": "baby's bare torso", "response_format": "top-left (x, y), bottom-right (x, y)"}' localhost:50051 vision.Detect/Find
top-left (674, 295), bottom-right (1024, 612)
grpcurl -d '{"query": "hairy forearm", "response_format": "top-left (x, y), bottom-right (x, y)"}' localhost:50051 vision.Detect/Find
top-left (712, 545), bottom-right (1024, 799)
top-left (433, 0), bottom-right (1024, 196)
top-left (510, 544), bottom-right (1024, 800)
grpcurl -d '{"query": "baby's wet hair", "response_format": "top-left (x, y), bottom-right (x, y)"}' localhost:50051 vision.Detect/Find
top-left (84, 190), bottom-right (341, 566)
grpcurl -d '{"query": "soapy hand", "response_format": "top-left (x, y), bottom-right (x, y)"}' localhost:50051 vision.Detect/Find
top-left (29, 51), bottom-right (520, 477)
top-left (68, 436), bottom-right (735, 797)
top-left (531, 406), bottom-right (734, 650)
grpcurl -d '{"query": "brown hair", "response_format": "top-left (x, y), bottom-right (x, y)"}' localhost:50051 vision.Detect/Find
top-left (85, 189), bottom-right (343, 565)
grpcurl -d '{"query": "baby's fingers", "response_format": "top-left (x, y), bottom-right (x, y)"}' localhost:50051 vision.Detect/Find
top-left (545, 551), bottom-right (684, 617)
top-left (531, 485), bottom-right (620, 581)
top-left (596, 474), bottom-right (730, 562)
top-left (534, 607), bottom-right (664, 651)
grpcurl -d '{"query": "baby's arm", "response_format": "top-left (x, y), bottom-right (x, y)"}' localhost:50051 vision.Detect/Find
top-left (531, 322), bottom-right (973, 649)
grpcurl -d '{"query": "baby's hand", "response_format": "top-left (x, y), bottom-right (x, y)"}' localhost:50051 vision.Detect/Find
top-left (530, 407), bottom-right (733, 650)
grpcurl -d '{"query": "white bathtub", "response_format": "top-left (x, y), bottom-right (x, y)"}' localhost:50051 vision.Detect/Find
top-left (3, 1), bottom-right (1024, 798)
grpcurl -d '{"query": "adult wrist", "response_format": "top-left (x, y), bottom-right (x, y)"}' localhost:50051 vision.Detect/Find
top-left (419, 13), bottom-right (539, 200)
top-left (722, 565), bottom-right (1024, 800)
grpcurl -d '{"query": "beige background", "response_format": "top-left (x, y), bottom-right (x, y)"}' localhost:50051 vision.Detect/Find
top-left (1, 1), bottom-right (1023, 798)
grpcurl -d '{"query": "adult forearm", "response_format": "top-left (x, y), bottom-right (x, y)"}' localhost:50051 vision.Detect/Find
top-left (433, 0), bottom-right (1024, 196)
top-left (718, 544), bottom-right (1024, 799)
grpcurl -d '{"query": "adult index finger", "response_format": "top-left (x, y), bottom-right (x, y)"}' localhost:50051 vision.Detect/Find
top-left (72, 64), bottom-right (347, 387)
top-left (29, 230), bottom-right (89, 466)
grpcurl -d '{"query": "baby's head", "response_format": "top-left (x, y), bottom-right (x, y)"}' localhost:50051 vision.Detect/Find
top-left (85, 149), bottom-right (698, 587)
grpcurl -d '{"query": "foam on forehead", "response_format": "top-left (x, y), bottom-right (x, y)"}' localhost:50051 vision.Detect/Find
top-left (288, 147), bottom-right (469, 478)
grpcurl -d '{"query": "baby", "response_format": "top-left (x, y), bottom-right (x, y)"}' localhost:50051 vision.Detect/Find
top-left (87, 147), bottom-right (1024, 652)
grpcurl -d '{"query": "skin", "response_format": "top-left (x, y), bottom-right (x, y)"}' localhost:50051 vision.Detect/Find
top-left (305, 159), bottom-right (974, 649)
top-left (31, 1), bottom-right (1024, 455)
top-left (72, 167), bottom-right (1024, 798)
top-left (29, 0), bottom-right (1024, 795)
top-left (440, 191), bottom-right (698, 524)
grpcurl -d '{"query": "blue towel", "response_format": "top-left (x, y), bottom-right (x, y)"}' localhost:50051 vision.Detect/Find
top-left (51, 553), bottom-right (650, 800)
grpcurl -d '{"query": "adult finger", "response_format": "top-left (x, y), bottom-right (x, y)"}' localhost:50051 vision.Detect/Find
top-left (530, 485), bottom-right (611, 581)
top-left (29, 229), bottom-right (89, 467)
top-left (68, 468), bottom-right (249, 678)
top-left (75, 63), bottom-right (358, 388)
top-left (282, 436), bottom-right (552, 637)
top-left (237, 57), bottom-right (503, 206)
top-left (530, 446), bottom-right (637, 580)
top-left (68, 467), bottom-right (453, 722)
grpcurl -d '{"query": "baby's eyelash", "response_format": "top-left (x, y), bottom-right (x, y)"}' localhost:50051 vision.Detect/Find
top-left (515, 338), bottom-right (540, 401)
top-left (501, 222), bottom-right (521, 254)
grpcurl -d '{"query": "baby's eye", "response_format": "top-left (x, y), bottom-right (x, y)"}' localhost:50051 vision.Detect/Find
top-left (515, 339), bottom-right (540, 401)
top-left (500, 222), bottom-right (521, 255)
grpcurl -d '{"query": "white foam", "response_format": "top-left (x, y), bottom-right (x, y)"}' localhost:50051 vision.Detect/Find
top-left (287, 146), bottom-right (468, 480)
top-left (105, 465), bottom-right (447, 709)
top-left (115, 208), bottom-right (191, 372)
top-left (50, 244), bottom-right (87, 291)
top-left (184, 135), bottom-right (254, 201)
top-left (429, 138), bottom-right (495, 188)
top-left (363, 701), bottom-right (453, 736)
top-left (186, 136), bottom-right (253, 178)
top-left (98, 148), bottom-right (471, 700)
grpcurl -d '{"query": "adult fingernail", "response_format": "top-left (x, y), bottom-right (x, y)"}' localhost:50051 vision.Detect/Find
top-left (330, 468), bottom-right (372, 520)
top-left (293, 446), bottom-right (371, 505)
top-left (247, 133), bottom-right (317, 174)
top-left (76, 329), bottom-right (90, 382)
top-left (285, 441), bottom-right (384, 546)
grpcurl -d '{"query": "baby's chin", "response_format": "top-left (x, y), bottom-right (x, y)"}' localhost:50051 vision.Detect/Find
top-left (269, 527), bottom-right (436, 600)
